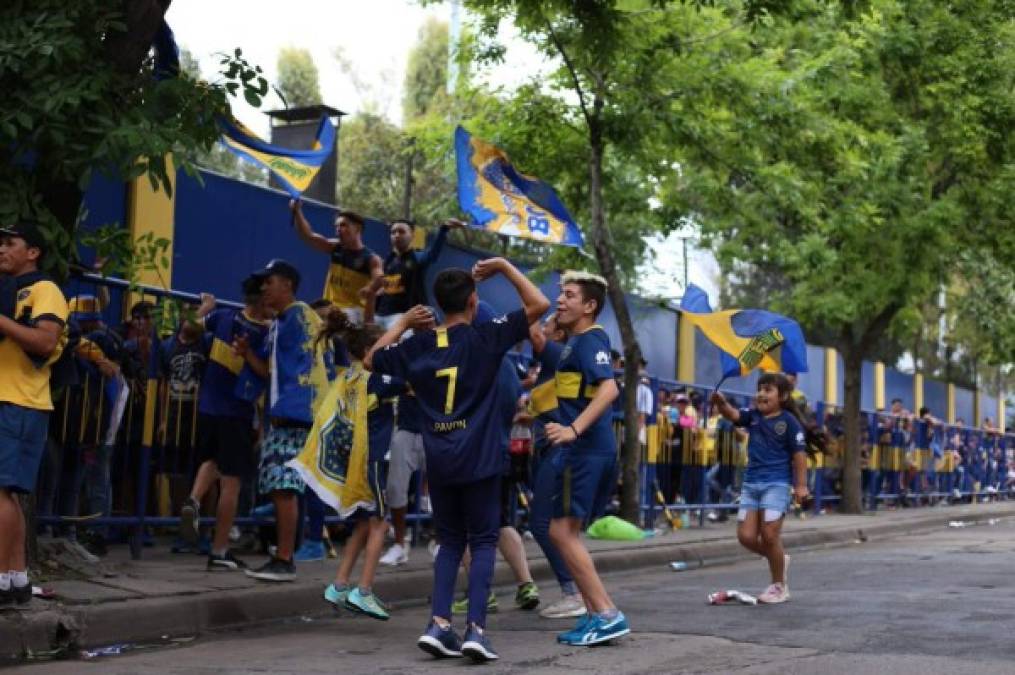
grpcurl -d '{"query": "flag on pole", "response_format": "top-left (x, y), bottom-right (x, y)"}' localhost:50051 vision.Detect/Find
top-left (218, 116), bottom-right (335, 197)
top-left (455, 126), bottom-right (584, 247)
top-left (680, 284), bottom-right (808, 378)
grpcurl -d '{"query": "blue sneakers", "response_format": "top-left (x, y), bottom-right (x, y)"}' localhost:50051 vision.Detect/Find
top-left (566, 611), bottom-right (630, 646)
top-left (417, 620), bottom-right (464, 658)
top-left (557, 613), bottom-right (594, 644)
top-left (462, 625), bottom-right (499, 662)
top-left (294, 539), bottom-right (325, 562)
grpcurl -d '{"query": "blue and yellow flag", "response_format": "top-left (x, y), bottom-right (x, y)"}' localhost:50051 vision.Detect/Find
top-left (455, 126), bottom-right (584, 247)
top-left (218, 116), bottom-right (335, 197)
top-left (287, 363), bottom-right (375, 517)
top-left (680, 284), bottom-right (808, 378)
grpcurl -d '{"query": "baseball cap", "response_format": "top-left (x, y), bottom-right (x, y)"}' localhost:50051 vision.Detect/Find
top-left (0, 220), bottom-right (47, 253)
top-left (253, 258), bottom-right (301, 291)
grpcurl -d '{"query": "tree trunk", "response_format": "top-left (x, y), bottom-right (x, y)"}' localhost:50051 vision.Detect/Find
top-left (402, 137), bottom-right (415, 220)
top-left (105, 0), bottom-right (173, 75)
top-left (587, 111), bottom-right (643, 524)
top-left (840, 347), bottom-right (864, 513)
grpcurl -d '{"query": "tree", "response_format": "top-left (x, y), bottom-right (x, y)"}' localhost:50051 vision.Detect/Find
top-left (1, 0), bottom-right (271, 277)
top-left (403, 18), bottom-right (451, 124)
top-left (442, 0), bottom-right (696, 522)
top-left (659, 0), bottom-right (1014, 512)
top-left (276, 47), bottom-right (322, 108)
top-left (337, 112), bottom-right (409, 220)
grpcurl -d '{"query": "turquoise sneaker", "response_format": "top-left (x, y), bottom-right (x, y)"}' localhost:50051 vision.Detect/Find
top-left (568, 611), bottom-right (630, 646)
top-left (556, 613), bottom-right (594, 644)
top-left (324, 583), bottom-right (349, 610)
top-left (345, 587), bottom-right (390, 621)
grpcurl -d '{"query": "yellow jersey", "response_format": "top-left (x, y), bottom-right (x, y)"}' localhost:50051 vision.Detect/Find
top-left (0, 279), bottom-right (69, 410)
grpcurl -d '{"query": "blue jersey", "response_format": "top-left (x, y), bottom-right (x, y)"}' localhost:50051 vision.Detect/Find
top-left (554, 326), bottom-right (616, 457)
top-left (735, 408), bottom-right (806, 484)
top-left (258, 301), bottom-right (334, 424)
top-left (396, 392), bottom-right (423, 433)
top-left (371, 308), bottom-right (530, 486)
top-left (367, 372), bottom-right (408, 461)
top-left (199, 308), bottom-right (269, 419)
top-left (530, 341), bottom-right (563, 445)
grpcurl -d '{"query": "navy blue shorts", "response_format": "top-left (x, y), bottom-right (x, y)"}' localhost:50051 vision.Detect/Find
top-left (0, 402), bottom-right (50, 494)
top-left (552, 451), bottom-right (617, 523)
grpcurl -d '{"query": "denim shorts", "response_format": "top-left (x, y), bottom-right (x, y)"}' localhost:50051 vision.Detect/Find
top-left (738, 481), bottom-right (791, 521)
top-left (0, 402), bottom-right (50, 494)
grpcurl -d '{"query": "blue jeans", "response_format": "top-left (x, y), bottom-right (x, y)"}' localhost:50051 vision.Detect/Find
top-left (530, 444), bottom-right (576, 594)
top-left (738, 481), bottom-right (791, 520)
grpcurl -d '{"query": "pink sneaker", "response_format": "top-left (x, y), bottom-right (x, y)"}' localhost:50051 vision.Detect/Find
top-left (758, 583), bottom-right (790, 604)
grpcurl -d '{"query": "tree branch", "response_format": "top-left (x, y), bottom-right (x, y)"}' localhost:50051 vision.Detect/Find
top-left (541, 12), bottom-right (593, 131)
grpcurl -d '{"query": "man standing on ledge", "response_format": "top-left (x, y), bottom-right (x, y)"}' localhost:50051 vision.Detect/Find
top-left (290, 200), bottom-right (382, 324)
top-left (235, 259), bottom-right (333, 582)
top-left (0, 220), bottom-right (68, 606)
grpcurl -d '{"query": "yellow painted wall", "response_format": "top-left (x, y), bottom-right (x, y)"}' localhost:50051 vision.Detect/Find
top-left (914, 373), bottom-right (924, 412)
top-left (677, 313), bottom-right (695, 383)
top-left (824, 348), bottom-right (838, 407)
top-left (947, 383), bottom-right (956, 424)
top-left (126, 157), bottom-right (176, 312)
top-left (874, 361), bottom-right (885, 410)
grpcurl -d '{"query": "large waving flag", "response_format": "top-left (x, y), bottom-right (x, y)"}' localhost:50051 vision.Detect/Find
top-left (680, 284), bottom-right (808, 379)
top-left (287, 363), bottom-right (375, 517)
top-left (455, 126), bottom-right (584, 247)
top-left (218, 116), bottom-right (335, 197)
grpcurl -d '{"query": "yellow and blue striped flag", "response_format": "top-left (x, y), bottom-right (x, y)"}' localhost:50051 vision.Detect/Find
top-left (455, 126), bottom-right (584, 247)
top-left (680, 284), bottom-right (808, 379)
top-left (218, 116), bottom-right (335, 197)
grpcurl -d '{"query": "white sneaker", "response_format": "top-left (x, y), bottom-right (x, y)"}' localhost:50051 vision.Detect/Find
top-left (229, 526), bottom-right (241, 543)
top-left (758, 582), bottom-right (790, 604)
top-left (380, 543), bottom-right (409, 566)
top-left (539, 593), bottom-right (587, 619)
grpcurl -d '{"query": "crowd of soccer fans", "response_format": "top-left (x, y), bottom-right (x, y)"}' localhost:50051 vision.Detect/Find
top-left (2, 206), bottom-right (1011, 658)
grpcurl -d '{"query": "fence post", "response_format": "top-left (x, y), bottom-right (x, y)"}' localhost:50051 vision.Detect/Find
top-left (131, 378), bottom-right (158, 560)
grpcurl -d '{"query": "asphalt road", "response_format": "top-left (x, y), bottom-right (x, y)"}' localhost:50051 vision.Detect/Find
top-left (19, 520), bottom-right (1015, 674)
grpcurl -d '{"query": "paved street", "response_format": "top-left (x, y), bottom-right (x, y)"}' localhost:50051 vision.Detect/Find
top-left (19, 519), bottom-right (1015, 674)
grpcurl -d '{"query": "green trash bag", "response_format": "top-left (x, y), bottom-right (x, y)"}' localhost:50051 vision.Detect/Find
top-left (586, 515), bottom-right (645, 541)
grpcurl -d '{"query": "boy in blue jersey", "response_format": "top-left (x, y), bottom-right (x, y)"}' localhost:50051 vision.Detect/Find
top-left (235, 259), bottom-right (334, 582)
top-left (527, 315), bottom-right (585, 620)
top-left (544, 271), bottom-right (628, 646)
top-left (179, 275), bottom-right (271, 571)
top-left (366, 257), bottom-right (549, 663)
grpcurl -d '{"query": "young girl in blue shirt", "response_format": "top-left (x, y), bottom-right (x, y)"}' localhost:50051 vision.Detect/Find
top-left (710, 373), bottom-right (821, 603)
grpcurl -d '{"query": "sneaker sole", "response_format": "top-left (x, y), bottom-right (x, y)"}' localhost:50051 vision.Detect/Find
top-left (541, 607), bottom-right (588, 619)
top-left (244, 571), bottom-right (295, 582)
top-left (180, 505), bottom-right (199, 546)
top-left (759, 594), bottom-right (790, 604)
top-left (345, 599), bottom-right (390, 621)
top-left (462, 641), bottom-right (499, 662)
top-left (207, 561), bottom-right (242, 571)
top-left (570, 627), bottom-right (631, 646)
top-left (294, 556), bottom-right (325, 563)
top-left (517, 597), bottom-right (540, 610)
top-left (417, 635), bottom-right (462, 658)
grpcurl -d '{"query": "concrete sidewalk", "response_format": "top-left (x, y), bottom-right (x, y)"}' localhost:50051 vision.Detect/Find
top-left (4, 502), bottom-right (1014, 662)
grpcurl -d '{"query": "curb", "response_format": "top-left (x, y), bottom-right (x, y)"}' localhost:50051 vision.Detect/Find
top-left (4, 505), bottom-right (1014, 661)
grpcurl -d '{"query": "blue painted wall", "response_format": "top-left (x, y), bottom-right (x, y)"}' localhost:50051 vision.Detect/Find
top-left (77, 169), bottom-right (997, 422)
top-left (955, 387), bottom-right (974, 425)
top-left (924, 379), bottom-right (947, 418)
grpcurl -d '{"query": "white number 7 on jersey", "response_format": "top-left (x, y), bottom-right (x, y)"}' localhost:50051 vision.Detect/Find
top-left (436, 366), bottom-right (458, 415)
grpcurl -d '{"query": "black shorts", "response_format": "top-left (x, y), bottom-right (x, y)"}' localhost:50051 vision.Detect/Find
top-left (197, 414), bottom-right (256, 478)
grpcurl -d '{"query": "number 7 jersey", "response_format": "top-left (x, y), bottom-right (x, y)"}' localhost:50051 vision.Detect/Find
top-left (370, 308), bottom-right (531, 486)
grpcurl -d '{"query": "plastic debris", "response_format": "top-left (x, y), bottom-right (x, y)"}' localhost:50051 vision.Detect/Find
top-left (670, 560), bottom-right (702, 571)
top-left (31, 585), bottom-right (56, 599)
top-left (708, 590), bottom-right (758, 605)
top-left (81, 643), bottom-right (132, 659)
top-left (987, 518), bottom-right (1000, 525)
top-left (948, 520), bottom-right (971, 528)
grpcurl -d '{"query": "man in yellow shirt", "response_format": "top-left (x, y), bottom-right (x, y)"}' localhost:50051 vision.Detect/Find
top-left (0, 220), bottom-right (68, 606)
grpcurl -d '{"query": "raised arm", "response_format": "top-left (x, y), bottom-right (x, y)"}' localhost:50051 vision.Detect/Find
top-left (709, 391), bottom-right (741, 424)
top-left (364, 305), bottom-right (434, 371)
top-left (472, 257), bottom-right (549, 324)
top-left (290, 199), bottom-right (335, 254)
